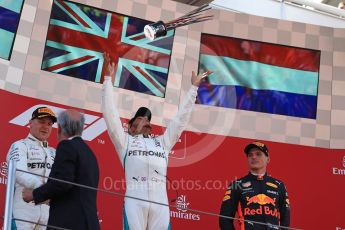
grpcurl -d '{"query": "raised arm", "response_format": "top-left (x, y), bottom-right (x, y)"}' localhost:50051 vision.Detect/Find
top-left (162, 70), bottom-right (212, 151)
top-left (101, 53), bottom-right (126, 158)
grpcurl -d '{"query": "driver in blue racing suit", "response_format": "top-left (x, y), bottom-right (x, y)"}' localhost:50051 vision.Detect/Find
top-left (219, 141), bottom-right (290, 230)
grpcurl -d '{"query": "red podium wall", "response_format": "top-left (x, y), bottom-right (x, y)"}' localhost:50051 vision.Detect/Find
top-left (1, 90), bottom-right (345, 230)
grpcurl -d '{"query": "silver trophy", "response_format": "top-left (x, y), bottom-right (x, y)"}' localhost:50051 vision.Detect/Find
top-left (144, 4), bottom-right (213, 41)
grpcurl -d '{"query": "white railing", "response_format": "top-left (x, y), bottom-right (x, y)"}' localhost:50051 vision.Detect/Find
top-left (3, 160), bottom-right (16, 230)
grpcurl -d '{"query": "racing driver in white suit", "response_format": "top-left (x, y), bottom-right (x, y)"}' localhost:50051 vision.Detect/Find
top-left (102, 53), bottom-right (212, 230)
top-left (6, 106), bottom-right (57, 229)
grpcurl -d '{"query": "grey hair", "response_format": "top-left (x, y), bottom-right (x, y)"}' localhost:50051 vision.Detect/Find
top-left (57, 110), bottom-right (85, 137)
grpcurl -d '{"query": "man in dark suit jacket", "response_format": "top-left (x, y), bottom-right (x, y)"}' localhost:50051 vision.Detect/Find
top-left (23, 109), bottom-right (100, 230)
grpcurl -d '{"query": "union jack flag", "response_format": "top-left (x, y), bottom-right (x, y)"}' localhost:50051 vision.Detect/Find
top-left (42, 0), bottom-right (174, 97)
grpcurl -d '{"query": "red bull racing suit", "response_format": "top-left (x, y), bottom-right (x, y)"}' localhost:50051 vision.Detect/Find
top-left (219, 173), bottom-right (290, 230)
top-left (102, 76), bottom-right (198, 230)
top-left (6, 134), bottom-right (55, 230)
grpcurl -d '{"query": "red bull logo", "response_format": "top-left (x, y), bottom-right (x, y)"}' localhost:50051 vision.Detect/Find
top-left (244, 206), bottom-right (280, 218)
top-left (245, 194), bottom-right (280, 218)
top-left (246, 194), bottom-right (276, 206)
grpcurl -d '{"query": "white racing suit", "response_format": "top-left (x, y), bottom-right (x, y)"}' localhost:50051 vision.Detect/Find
top-left (6, 134), bottom-right (55, 230)
top-left (102, 77), bottom-right (198, 230)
